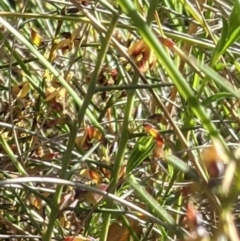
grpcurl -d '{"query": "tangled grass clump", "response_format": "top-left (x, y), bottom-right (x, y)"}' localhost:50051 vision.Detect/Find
top-left (0, 0), bottom-right (240, 241)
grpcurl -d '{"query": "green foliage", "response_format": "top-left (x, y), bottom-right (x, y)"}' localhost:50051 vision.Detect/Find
top-left (0, 1), bottom-right (240, 241)
top-left (212, 0), bottom-right (240, 65)
top-left (126, 136), bottom-right (154, 174)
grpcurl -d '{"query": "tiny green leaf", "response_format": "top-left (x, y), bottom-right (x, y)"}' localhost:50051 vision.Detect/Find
top-left (211, 17), bottom-right (228, 66)
top-left (127, 136), bottom-right (154, 173)
top-left (201, 93), bottom-right (233, 106)
top-left (211, 1), bottom-right (240, 65)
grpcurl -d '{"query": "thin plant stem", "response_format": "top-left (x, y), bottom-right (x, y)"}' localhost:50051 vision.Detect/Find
top-left (99, 72), bottom-right (140, 241)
